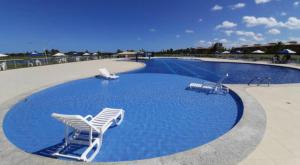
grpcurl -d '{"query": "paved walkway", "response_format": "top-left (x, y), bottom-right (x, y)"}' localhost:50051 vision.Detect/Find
top-left (240, 85), bottom-right (300, 165)
top-left (198, 58), bottom-right (300, 165)
top-left (0, 59), bottom-right (145, 104)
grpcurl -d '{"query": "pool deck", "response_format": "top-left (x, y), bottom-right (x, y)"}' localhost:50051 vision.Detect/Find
top-left (199, 58), bottom-right (300, 165)
top-left (0, 58), bottom-right (299, 165)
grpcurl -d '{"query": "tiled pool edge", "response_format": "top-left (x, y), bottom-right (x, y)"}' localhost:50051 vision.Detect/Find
top-left (0, 82), bottom-right (266, 165)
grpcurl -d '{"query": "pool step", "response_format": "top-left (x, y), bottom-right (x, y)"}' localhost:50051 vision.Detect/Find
top-left (248, 77), bottom-right (272, 86)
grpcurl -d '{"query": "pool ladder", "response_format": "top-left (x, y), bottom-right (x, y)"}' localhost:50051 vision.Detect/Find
top-left (248, 77), bottom-right (271, 86)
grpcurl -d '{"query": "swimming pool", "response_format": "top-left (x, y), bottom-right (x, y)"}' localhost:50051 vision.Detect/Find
top-left (130, 58), bottom-right (300, 84)
top-left (4, 72), bottom-right (243, 162)
top-left (6, 57), bottom-right (298, 162)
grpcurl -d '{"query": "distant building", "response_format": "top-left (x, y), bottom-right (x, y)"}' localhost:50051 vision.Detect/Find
top-left (267, 43), bottom-right (277, 46)
top-left (116, 51), bottom-right (144, 58)
top-left (232, 42), bottom-right (300, 54)
top-left (286, 41), bottom-right (298, 45)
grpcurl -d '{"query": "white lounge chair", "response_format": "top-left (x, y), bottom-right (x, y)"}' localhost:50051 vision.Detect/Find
top-left (57, 57), bottom-right (67, 64)
top-left (51, 108), bottom-right (125, 162)
top-left (98, 68), bottom-right (119, 79)
top-left (35, 59), bottom-right (42, 66)
top-left (75, 56), bottom-right (81, 62)
top-left (27, 61), bottom-right (34, 67)
top-left (189, 73), bottom-right (229, 93)
top-left (0, 62), bottom-right (7, 71)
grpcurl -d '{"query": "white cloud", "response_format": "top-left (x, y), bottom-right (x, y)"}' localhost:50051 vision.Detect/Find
top-left (216, 21), bottom-right (237, 29)
top-left (243, 16), bottom-right (280, 27)
top-left (224, 30), bottom-right (234, 36)
top-left (198, 40), bottom-right (206, 44)
top-left (176, 34), bottom-right (181, 38)
top-left (284, 17), bottom-right (300, 29)
top-left (235, 30), bottom-right (264, 41)
top-left (289, 37), bottom-right (300, 42)
top-left (255, 0), bottom-right (272, 4)
top-left (281, 12), bottom-right (287, 16)
top-left (196, 40), bottom-right (212, 47)
top-left (219, 38), bottom-right (228, 43)
top-left (207, 41), bottom-right (213, 46)
top-left (212, 5), bottom-right (223, 11)
top-left (243, 16), bottom-right (300, 29)
top-left (268, 28), bottom-right (281, 35)
top-left (231, 3), bottom-right (246, 10)
top-left (149, 28), bottom-right (156, 32)
top-left (185, 29), bottom-right (194, 33)
top-left (294, 1), bottom-right (300, 6)
top-left (239, 38), bottom-right (247, 42)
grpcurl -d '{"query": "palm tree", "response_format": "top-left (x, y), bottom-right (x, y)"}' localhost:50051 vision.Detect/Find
top-left (274, 42), bottom-right (284, 54)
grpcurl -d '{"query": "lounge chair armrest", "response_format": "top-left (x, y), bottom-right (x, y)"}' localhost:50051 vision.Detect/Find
top-left (202, 82), bottom-right (216, 86)
top-left (84, 115), bottom-right (93, 121)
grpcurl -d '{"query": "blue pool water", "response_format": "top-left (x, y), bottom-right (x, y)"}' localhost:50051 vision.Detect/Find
top-left (130, 58), bottom-right (300, 84)
top-left (4, 73), bottom-right (243, 162)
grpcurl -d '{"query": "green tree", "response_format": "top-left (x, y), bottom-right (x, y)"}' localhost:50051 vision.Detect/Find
top-left (274, 42), bottom-right (284, 53)
top-left (50, 49), bottom-right (60, 55)
top-left (116, 49), bottom-right (123, 53)
top-left (210, 43), bottom-right (225, 54)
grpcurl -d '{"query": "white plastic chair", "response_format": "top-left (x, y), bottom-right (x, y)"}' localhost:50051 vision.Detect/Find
top-left (189, 73), bottom-right (229, 93)
top-left (51, 108), bottom-right (125, 162)
top-left (27, 61), bottom-right (34, 67)
top-left (35, 59), bottom-right (42, 66)
top-left (98, 68), bottom-right (119, 79)
top-left (0, 62), bottom-right (7, 71)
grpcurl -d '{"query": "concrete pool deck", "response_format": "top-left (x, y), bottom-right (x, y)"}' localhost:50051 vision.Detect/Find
top-left (198, 58), bottom-right (300, 165)
top-left (0, 58), bottom-right (299, 164)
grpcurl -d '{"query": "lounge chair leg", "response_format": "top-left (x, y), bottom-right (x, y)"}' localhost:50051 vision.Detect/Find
top-left (114, 112), bottom-right (125, 126)
top-left (80, 135), bottom-right (102, 162)
top-left (64, 126), bottom-right (69, 146)
top-left (89, 128), bottom-right (93, 145)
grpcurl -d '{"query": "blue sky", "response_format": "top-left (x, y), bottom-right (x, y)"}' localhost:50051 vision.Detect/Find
top-left (0, 0), bottom-right (300, 53)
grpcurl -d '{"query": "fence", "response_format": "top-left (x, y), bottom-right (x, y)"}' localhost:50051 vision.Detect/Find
top-left (0, 55), bottom-right (113, 71)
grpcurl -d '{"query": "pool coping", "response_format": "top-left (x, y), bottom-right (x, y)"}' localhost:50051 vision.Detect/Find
top-left (0, 59), bottom-right (268, 165)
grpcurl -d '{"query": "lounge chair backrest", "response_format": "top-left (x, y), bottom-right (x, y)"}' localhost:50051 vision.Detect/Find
top-left (90, 108), bottom-right (124, 133)
top-left (52, 113), bottom-right (100, 133)
top-left (99, 68), bottom-right (111, 77)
